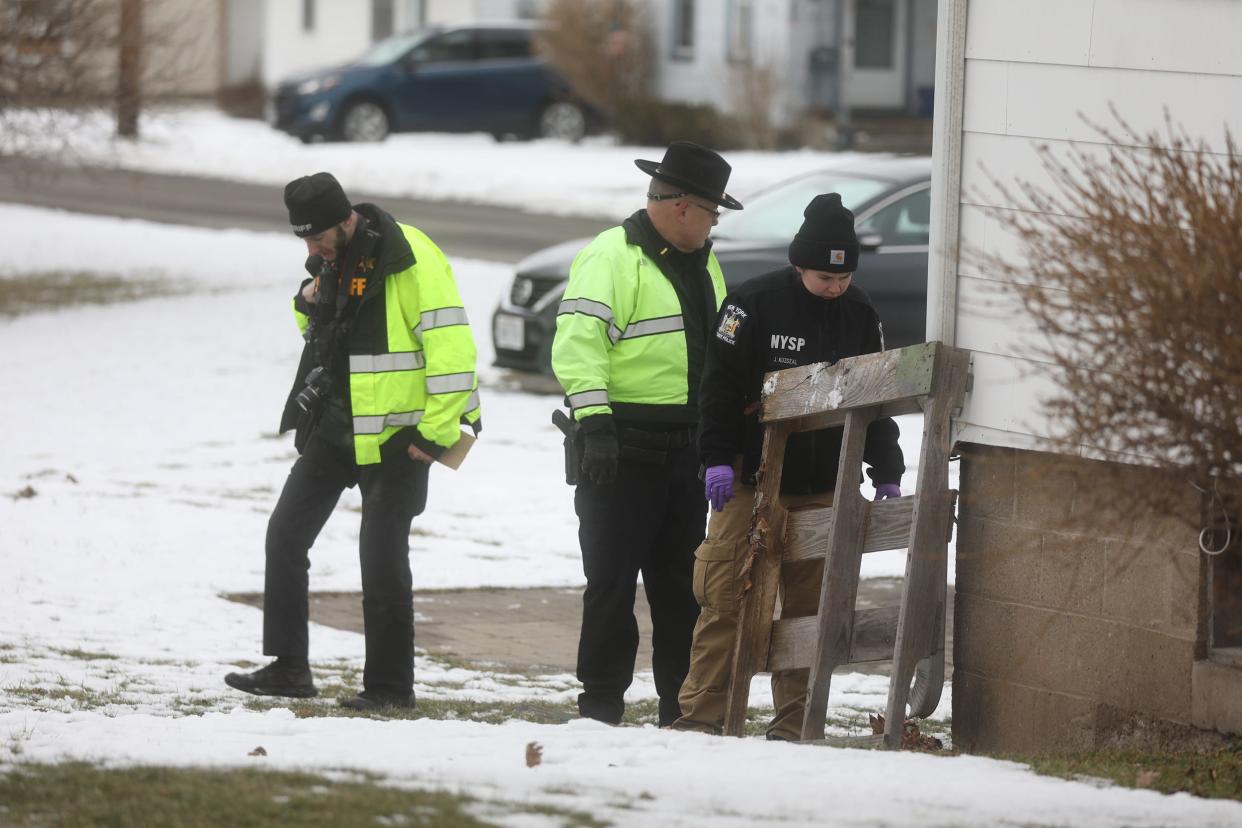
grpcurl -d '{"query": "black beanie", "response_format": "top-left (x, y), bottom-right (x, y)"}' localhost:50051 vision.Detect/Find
top-left (787, 193), bottom-right (859, 273)
top-left (284, 172), bottom-right (352, 237)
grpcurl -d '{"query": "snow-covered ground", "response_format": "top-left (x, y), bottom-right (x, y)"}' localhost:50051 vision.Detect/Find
top-left (2, 204), bottom-right (1238, 826)
top-left (5, 106), bottom-right (882, 220)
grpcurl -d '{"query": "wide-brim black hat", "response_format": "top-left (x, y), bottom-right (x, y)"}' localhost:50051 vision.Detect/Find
top-left (635, 141), bottom-right (744, 211)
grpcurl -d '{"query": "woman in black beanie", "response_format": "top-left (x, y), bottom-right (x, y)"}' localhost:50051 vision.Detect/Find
top-left (672, 192), bottom-right (905, 739)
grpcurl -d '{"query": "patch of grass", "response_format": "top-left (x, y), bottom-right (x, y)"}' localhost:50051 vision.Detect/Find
top-left (1021, 746), bottom-right (1242, 801)
top-left (0, 271), bottom-right (191, 316)
top-left (51, 647), bottom-right (118, 662)
top-left (242, 693), bottom-right (583, 726)
top-left (0, 763), bottom-right (601, 827)
top-left (5, 684), bottom-right (102, 708)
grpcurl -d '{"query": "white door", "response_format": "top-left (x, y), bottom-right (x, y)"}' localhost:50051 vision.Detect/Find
top-left (847, 0), bottom-right (907, 109)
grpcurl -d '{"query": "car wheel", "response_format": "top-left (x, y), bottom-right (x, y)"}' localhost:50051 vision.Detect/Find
top-left (339, 101), bottom-right (390, 142)
top-left (537, 101), bottom-right (586, 142)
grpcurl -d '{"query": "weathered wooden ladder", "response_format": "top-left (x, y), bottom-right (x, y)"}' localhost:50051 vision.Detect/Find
top-left (723, 342), bottom-right (971, 747)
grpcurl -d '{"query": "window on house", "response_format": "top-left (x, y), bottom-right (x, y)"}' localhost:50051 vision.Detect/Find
top-left (854, 0), bottom-right (895, 69)
top-left (372, 0), bottom-right (394, 41)
top-left (673, 0), bottom-right (695, 60)
top-left (302, 0), bottom-right (315, 33)
top-left (728, 0), bottom-right (754, 63)
top-left (856, 186), bottom-right (931, 247)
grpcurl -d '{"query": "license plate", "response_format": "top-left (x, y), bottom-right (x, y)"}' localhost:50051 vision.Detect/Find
top-left (494, 314), bottom-right (525, 351)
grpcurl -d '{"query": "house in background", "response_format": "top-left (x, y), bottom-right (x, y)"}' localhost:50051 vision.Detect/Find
top-left (929, 0), bottom-right (1242, 753)
top-left (223, 0), bottom-right (935, 132)
top-left (646, 0), bottom-right (937, 129)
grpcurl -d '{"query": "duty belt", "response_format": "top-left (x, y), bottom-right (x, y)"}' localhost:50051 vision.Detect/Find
top-left (616, 426), bottom-right (695, 452)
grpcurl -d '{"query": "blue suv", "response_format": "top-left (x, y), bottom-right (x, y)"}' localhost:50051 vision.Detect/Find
top-left (271, 24), bottom-right (592, 143)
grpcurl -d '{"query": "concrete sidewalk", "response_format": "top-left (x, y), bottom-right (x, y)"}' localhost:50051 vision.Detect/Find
top-left (228, 579), bottom-right (954, 677)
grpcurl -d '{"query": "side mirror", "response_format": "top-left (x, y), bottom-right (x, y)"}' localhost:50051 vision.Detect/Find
top-left (859, 233), bottom-right (883, 252)
top-left (401, 53), bottom-right (421, 72)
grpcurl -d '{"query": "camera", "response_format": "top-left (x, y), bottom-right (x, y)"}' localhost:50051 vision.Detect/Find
top-left (295, 365), bottom-right (330, 415)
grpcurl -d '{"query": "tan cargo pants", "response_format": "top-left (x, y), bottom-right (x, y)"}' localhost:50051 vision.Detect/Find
top-left (672, 484), bottom-right (832, 740)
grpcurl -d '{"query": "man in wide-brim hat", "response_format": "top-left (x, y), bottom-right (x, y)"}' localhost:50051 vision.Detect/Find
top-left (551, 141), bottom-right (743, 727)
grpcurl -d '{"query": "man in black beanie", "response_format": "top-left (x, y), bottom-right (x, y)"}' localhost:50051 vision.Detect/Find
top-left (672, 192), bottom-right (905, 740)
top-left (224, 172), bottom-right (482, 711)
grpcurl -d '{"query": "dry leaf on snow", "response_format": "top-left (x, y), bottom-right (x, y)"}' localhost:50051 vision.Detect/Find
top-left (525, 741), bottom-right (543, 768)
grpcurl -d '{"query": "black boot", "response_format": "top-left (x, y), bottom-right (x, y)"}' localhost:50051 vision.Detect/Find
top-left (224, 657), bottom-right (317, 698)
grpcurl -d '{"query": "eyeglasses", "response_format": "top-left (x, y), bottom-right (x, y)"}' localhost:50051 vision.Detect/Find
top-left (647, 191), bottom-right (721, 218)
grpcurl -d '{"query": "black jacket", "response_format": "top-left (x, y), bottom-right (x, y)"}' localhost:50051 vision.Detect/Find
top-left (698, 266), bottom-right (904, 495)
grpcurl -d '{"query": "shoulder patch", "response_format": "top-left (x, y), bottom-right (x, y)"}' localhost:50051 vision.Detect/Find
top-left (716, 303), bottom-right (748, 345)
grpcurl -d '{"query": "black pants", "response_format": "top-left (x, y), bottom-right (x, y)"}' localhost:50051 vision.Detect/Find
top-left (573, 436), bottom-right (705, 726)
top-left (263, 434), bottom-right (428, 695)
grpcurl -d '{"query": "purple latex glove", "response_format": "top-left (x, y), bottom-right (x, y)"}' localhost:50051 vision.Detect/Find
top-left (874, 483), bottom-right (902, 501)
top-left (704, 465), bottom-right (735, 512)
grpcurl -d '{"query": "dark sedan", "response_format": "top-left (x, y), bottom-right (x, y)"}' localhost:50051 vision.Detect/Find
top-left (492, 155), bottom-right (932, 375)
top-left (271, 24), bottom-right (592, 143)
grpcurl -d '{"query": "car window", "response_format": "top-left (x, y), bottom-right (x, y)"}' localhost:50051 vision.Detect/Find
top-left (409, 30), bottom-right (477, 63)
top-left (713, 173), bottom-right (890, 242)
top-left (857, 186), bottom-right (931, 246)
top-left (478, 29), bottom-right (532, 60)
top-left (356, 33), bottom-right (424, 66)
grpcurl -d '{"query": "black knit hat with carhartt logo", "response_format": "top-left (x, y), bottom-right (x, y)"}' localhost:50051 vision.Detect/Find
top-left (284, 172), bottom-right (352, 237)
top-left (788, 192), bottom-right (859, 273)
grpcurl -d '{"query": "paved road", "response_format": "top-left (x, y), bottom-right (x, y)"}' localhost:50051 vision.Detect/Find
top-left (0, 158), bottom-right (612, 264)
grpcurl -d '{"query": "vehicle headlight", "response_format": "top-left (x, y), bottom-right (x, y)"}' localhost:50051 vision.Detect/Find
top-left (511, 278), bottom-right (534, 306)
top-left (296, 75), bottom-right (340, 96)
top-left (309, 101), bottom-right (331, 122)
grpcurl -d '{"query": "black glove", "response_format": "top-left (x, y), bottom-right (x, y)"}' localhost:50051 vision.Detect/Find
top-left (578, 415), bottom-right (618, 485)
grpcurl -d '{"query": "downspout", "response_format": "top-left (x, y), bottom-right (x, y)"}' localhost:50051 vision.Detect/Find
top-left (833, 0), bottom-right (852, 149)
top-left (904, 0), bottom-right (915, 114)
top-left (926, 0), bottom-right (968, 346)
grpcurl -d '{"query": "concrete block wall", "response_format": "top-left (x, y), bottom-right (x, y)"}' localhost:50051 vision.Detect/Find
top-left (951, 443), bottom-right (1223, 754)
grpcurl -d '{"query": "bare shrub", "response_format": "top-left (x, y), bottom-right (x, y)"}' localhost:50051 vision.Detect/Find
top-left (1, 0), bottom-right (209, 144)
top-left (538, 0), bottom-right (769, 149)
top-left (0, 0), bottom-right (113, 107)
top-left (536, 0), bottom-right (655, 121)
top-left (728, 62), bottom-right (779, 150)
top-left (978, 111), bottom-right (1242, 534)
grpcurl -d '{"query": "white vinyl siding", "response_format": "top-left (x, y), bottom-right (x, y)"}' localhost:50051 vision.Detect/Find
top-left (942, 0), bottom-right (1242, 451)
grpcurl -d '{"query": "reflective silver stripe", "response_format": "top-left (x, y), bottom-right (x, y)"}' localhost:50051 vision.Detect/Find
top-left (568, 389), bottom-right (609, 410)
top-left (462, 389), bottom-right (481, 414)
top-left (618, 315), bottom-right (684, 340)
top-left (413, 306), bottom-right (470, 337)
top-left (426, 371), bottom-right (476, 394)
top-left (349, 352), bottom-right (425, 373)
top-left (558, 297), bottom-right (615, 325)
top-left (353, 410), bottom-right (423, 435)
top-left (558, 298), bottom-right (625, 343)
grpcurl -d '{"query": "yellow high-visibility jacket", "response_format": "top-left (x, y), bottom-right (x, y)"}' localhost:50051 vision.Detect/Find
top-left (552, 213), bottom-right (726, 424)
top-left (282, 205), bottom-right (480, 465)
